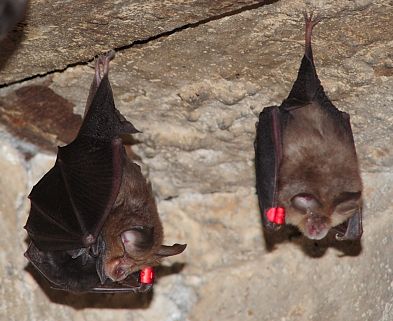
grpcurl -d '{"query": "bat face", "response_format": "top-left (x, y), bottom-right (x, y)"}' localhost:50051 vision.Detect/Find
top-left (254, 14), bottom-right (363, 241)
top-left (283, 192), bottom-right (362, 240)
top-left (24, 51), bottom-right (186, 292)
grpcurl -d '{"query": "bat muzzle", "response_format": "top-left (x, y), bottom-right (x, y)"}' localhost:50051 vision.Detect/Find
top-left (305, 215), bottom-right (329, 240)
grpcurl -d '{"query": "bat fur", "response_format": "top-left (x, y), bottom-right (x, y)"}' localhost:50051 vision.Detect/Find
top-left (255, 14), bottom-right (363, 241)
top-left (24, 51), bottom-right (186, 292)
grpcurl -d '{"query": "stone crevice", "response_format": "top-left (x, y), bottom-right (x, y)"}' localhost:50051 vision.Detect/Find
top-left (0, 0), bottom-right (278, 89)
top-left (1, 1), bottom-right (393, 320)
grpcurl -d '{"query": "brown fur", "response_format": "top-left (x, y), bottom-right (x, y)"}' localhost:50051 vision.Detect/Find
top-left (102, 157), bottom-right (164, 281)
top-left (278, 102), bottom-right (362, 239)
top-left (91, 52), bottom-right (185, 283)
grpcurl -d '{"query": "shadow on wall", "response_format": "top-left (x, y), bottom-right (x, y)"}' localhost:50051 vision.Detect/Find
top-left (262, 225), bottom-right (362, 258)
top-left (24, 261), bottom-right (185, 309)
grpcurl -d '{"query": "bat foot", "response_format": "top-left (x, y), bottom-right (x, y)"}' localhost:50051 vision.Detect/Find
top-left (303, 12), bottom-right (321, 58)
top-left (303, 12), bottom-right (321, 27)
top-left (95, 50), bottom-right (116, 85)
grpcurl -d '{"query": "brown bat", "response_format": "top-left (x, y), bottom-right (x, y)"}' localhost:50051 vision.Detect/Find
top-left (24, 51), bottom-right (186, 293)
top-left (254, 14), bottom-right (363, 241)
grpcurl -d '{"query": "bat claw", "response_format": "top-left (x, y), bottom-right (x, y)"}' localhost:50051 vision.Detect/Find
top-left (95, 50), bottom-right (116, 84)
top-left (68, 247), bottom-right (87, 259)
top-left (303, 12), bottom-right (321, 59)
top-left (303, 11), bottom-right (321, 29)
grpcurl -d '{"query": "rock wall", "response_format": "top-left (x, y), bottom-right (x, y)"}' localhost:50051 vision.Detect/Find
top-left (1, 1), bottom-right (393, 320)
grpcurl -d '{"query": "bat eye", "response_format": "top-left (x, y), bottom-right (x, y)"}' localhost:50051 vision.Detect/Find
top-left (291, 193), bottom-right (321, 214)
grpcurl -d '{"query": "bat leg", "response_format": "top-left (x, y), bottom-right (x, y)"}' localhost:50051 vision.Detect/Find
top-left (284, 12), bottom-right (324, 105)
top-left (67, 248), bottom-right (90, 265)
top-left (103, 50), bottom-right (116, 75)
top-left (25, 243), bottom-right (102, 292)
top-left (94, 58), bottom-right (102, 84)
top-left (67, 248), bottom-right (87, 259)
top-left (303, 12), bottom-right (321, 60)
top-left (94, 50), bottom-right (116, 85)
top-left (90, 234), bottom-right (105, 256)
top-left (96, 253), bottom-right (107, 284)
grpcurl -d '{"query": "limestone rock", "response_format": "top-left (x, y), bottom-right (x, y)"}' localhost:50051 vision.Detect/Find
top-left (0, 0), bottom-right (263, 85)
top-left (1, 1), bottom-right (393, 321)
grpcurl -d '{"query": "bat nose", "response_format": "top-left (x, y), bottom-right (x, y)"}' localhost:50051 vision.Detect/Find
top-left (306, 215), bottom-right (329, 240)
top-left (105, 258), bottom-right (126, 281)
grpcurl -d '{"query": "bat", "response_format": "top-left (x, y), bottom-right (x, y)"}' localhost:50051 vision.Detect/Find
top-left (0, 0), bottom-right (28, 41)
top-left (254, 14), bottom-right (363, 241)
top-left (24, 51), bottom-right (187, 293)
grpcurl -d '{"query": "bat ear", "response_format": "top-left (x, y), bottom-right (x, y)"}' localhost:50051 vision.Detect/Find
top-left (336, 209), bottom-right (363, 241)
top-left (121, 226), bottom-right (155, 254)
top-left (155, 244), bottom-right (187, 258)
top-left (333, 192), bottom-right (362, 215)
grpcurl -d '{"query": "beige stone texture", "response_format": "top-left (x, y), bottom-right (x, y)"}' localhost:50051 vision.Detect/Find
top-left (1, 0), bottom-right (393, 320)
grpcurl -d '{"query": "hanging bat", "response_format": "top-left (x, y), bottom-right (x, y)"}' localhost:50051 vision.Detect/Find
top-left (24, 51), bottom-right (187, 293)
top-left (0, 0), bottom-right (28, 41)
top-left (254, 14), bottom-right (363, 241)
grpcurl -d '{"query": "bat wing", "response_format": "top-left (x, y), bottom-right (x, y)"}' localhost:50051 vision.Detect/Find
top-left (25, 75), bottom-right (134, 250)
top-left (255, 106), bottom-right (286, 231)
top-left (24, 59), bottom-right (146, 292)
top-left (79, 76), bottom-right (139, 140)
top-left (25, 136), bottom-right (123, 251)
top-left (25, 242), bottom-right (147, 293)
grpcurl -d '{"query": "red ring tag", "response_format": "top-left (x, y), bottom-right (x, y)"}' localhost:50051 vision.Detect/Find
top-left (139, 267), bottom-right (154, 284)
top-left (266, 207), bottom-right (286, 224)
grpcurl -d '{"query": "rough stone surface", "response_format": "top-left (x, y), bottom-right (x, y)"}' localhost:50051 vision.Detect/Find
top-left (0, 0), bottom-right (264, 85)
top-left (1, 0), bottom-right (393, 321)
top-left (0, 85), bottom-right (82, 152)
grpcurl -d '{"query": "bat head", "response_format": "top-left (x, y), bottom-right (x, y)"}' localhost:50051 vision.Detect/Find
top-left (103, 225), bottom-right (186, 282)
top-left (101, 159), bottom-right (187, 283)
top-left (287, 192), bottom-right (362, 240)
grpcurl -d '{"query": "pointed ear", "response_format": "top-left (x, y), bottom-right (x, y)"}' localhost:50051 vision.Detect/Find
top-left (336, 209), bottom-right (363, 241)
top-left (333, 191), bottom-right (362, 215)
top-left (121, 226), bottom-right (155, 254)
top-left (155, 244), bottom-right (187, 257)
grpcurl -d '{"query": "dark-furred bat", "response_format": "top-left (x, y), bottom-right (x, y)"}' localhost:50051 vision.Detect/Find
top-left (255, 14), bottom-right (363, 241)
top-left (24, 51), bottom-right (186, 293)
top-left (0, 0), bottom-right (27, 40)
